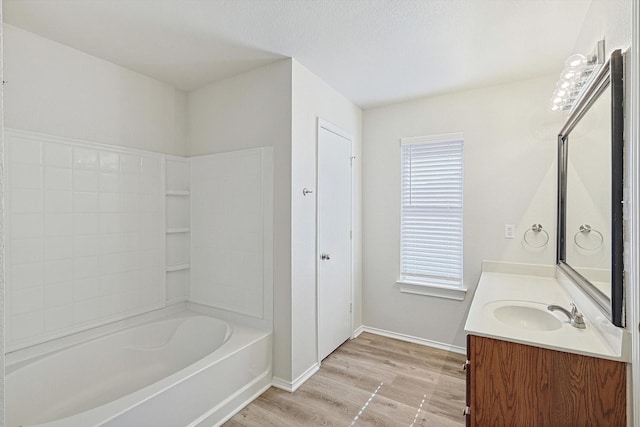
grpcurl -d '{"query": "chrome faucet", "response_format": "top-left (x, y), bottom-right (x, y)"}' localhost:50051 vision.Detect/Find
top-left (547, 303), bottom-right (586, 329)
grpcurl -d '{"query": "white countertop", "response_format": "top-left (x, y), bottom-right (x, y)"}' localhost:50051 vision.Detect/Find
top-left (465, 263), bottom-right (630, 362)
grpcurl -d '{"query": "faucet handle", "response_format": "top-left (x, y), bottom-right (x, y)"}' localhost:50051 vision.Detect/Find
top-left (570, 303), bottom-right (587, 329)
top-left (570, 302), bottom-right (579, 316)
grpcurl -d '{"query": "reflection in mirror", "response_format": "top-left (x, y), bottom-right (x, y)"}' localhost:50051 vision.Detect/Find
top-left (565, 85), bottom-right (611, 297)
top-left (557, 49), bottom-right (624, 327)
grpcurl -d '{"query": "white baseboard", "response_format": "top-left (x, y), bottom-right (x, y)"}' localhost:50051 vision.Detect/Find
top-left (270, 376), bottom-right (293, 392)
top-left (352, 325), bottom-right (365, 338)
top-left (271, 327), bottom-right (464, 395)
top-left (272, 362), bottom-right (320, 393)
top-left (360, 326), bottom-right (466, 355)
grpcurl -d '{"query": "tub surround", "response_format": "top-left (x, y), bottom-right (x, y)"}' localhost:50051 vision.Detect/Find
top-left (3, 129), bottom-right (277, 427)
top-left (465, 261), bottom-right (630, 362)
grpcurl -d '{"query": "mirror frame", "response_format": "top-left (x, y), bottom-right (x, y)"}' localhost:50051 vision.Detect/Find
top-left (556, 49), bottom-right (624, 327)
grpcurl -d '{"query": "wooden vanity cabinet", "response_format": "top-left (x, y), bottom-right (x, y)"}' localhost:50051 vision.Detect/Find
top-left (465, 335), bottom-right (626, 427)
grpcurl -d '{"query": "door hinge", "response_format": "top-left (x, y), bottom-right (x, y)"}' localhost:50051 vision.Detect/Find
top-left (350, 156), bottom-right (356, 167)
top-left (350, 303), bottom-right (353, 313)
top-left (350, 230), bottom-right (353, 240)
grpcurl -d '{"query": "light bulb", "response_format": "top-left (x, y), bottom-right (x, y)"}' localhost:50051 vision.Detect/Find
top-left (559, 80), bottom-right (572, 89)
top-left (551, 49), bottom-right (601, 114)
top-left (565, 54), bottom-right (587, 69)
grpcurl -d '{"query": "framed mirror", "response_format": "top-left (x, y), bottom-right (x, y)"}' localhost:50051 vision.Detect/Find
top-left (557, 49), bottom-right (624, 327)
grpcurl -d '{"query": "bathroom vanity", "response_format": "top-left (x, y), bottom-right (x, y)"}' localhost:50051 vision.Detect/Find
top-left (464, 263), bottom-right (629, 427)
top-left (465, 335), bottom-right (625, 426)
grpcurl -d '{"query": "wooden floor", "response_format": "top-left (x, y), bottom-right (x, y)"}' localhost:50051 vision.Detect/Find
top-left (225, 332), bottom-right (466, 427)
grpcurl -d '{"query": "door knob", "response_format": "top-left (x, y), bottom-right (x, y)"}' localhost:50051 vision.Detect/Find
top-left (321, 253), bottom-right (331, 260)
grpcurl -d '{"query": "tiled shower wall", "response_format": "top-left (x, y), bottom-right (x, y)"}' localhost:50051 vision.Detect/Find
top-left (190, 148), bottom-right (273, 322)
top-left (6, 130), bottom-right (165, 351)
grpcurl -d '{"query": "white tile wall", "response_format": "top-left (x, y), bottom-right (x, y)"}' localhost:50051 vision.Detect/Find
top-left (190, 148), bottom-right (273, 320)
top-left (166, 197), bottom-right (190, 229)
top-left (166, 158), bottom-right (190, 192)
top-left (6, 130), bottom-right (166, 351)
top-left (166, 233), bottom-right (189, 266)
top-left (166, 270), bottom-right (190, 303)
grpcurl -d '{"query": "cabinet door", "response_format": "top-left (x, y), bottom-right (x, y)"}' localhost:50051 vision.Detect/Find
top-left (470, 335), bottom-right (552, 426)
top-left (469, 335), bottom-right (626, 427)
top-left (550, 348), bottom-right (626, 425)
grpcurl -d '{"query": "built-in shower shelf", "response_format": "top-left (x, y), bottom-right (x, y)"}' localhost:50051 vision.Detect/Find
top-left (165, 156), bottom-right (191, 303)
top-left (166, 264), bottom-right (190, 272)
top-left (166, 227), bottom-right (190, 234)
top-left (166, 190), bottom-right (190, 196)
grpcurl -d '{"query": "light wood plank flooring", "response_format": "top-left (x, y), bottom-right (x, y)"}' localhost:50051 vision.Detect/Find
top-left (225, 332), bottom-right (466, 427)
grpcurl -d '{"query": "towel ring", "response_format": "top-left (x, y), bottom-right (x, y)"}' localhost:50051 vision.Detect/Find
top-left (524, 224), bottom-right (549, 248)
top-left (574, 224), bottom-right (604, 250)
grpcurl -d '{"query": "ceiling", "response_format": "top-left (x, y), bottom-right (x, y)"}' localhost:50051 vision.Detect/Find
top-left (3, 0), bottom-right (593, 108)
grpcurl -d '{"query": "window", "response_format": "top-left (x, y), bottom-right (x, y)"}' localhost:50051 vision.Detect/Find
top-left (398, 132), bottom-right (465, 300)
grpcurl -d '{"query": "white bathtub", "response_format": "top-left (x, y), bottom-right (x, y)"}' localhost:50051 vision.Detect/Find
top-left (6, 308), bottom-right (272, 427)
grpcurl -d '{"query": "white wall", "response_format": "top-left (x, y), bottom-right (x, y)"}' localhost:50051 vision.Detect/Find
top-left (363, 75), bottom-right (564, 348)
top-left (3, 25), bottom-right (187, 156)
top-left (290, 60), bottom-right (362, 381)
top-left (187, 59), bottom-right (293, 381)
top-left (1, 2), bottom-right (6, 424)
top-left (572, 0), bottom-right (632, 58)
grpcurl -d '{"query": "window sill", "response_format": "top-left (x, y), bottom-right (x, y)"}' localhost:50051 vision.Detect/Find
top-left (396, 281), bottom-right (467, 301)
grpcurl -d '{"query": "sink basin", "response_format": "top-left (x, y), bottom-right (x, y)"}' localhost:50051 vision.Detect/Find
top-left (485, 301), bottom-right (563, 332)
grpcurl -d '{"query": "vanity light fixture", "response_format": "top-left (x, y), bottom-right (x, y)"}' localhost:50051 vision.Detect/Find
top-left (550, 40), bottom-right (606, 112)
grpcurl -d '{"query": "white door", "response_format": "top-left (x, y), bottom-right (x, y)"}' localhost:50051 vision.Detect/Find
top-left (317, 120), bottom-right (352, 361)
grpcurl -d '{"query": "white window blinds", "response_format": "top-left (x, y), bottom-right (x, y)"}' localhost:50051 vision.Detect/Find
top-left (400, 133), bottom-right (463, 289)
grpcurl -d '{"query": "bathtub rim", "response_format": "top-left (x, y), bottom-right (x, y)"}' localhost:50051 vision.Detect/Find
top-left (6, 302), bottom-right (273, 370)
top-left (6, 303), bottom-right (190, 371)
top-left (7, 304), bottom-right (272, 427)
